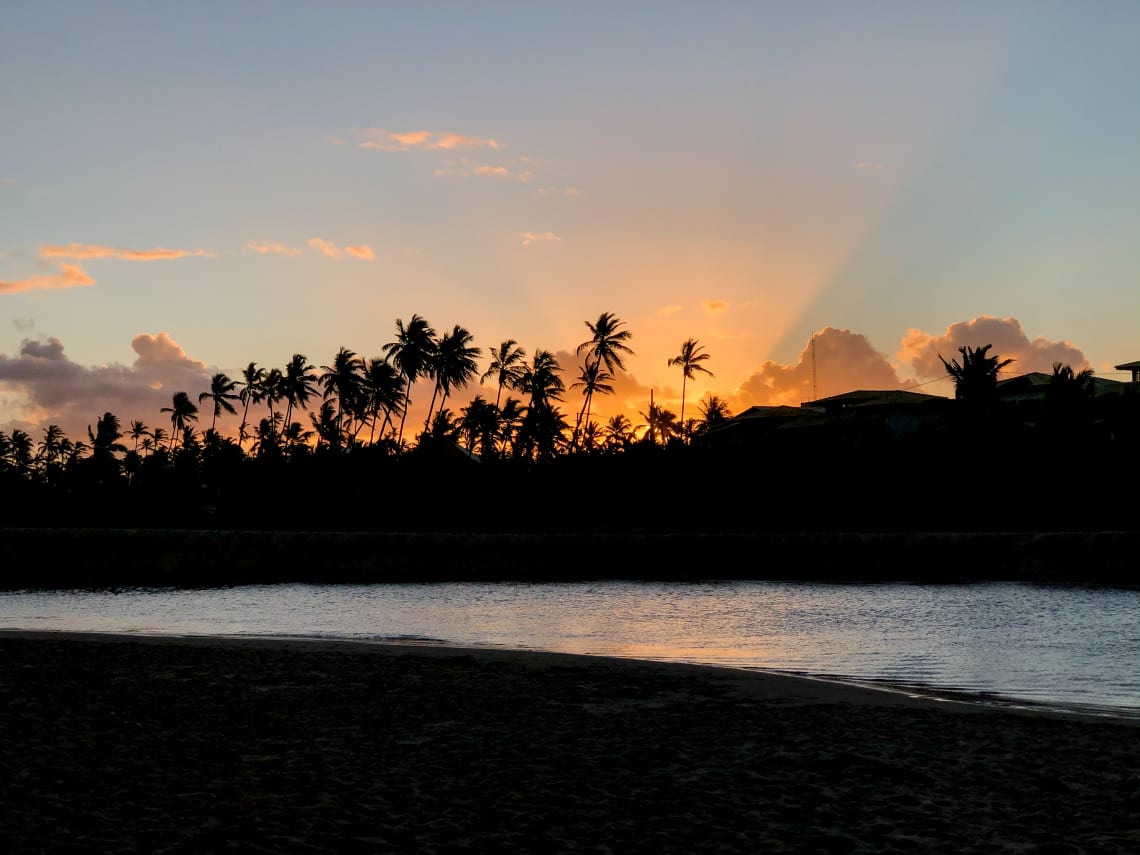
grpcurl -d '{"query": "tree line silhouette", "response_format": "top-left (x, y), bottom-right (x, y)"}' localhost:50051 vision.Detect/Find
top-left (2, 318), bottom-right (1138, 535)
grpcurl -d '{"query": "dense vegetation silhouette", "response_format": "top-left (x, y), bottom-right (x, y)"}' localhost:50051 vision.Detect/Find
top-left (2, 319), bottom-right (1139, 535)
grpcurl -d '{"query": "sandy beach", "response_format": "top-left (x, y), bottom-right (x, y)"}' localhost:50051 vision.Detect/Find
top-left (1, 632), bottom-right (1137, 853)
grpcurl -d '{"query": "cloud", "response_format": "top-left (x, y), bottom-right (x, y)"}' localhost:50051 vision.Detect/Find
top-left (247, 240), bottom-right (302, 257)
top-left (657, 305), bottom-right (683, 317)
top-left (359, 129), bottom-right (501, 152)
top-left (898, 316), bottom-right (1087, 379)
top-left (307, 238), bottom-right (373, 261)
top-left (308, 238), bottom-right (343, 259)
top-left (40, 244), bottom-right (214, 261)
top-left (521, 231), bottom-right (560, 246)
top-left (0, 332), bottom-right (212, 439)
top-left (344, 245), bottom-right (374, 261)
top-left (0, 263), bottom-right (95, 295)
top-left (736, 327), bottom-right (903, 408)
top-left (856, 162), bottom-right (886, 170)
top-left (434, 161), bottom-right (533, 181)
top-left (702, 300), bottom-right (728, 314)
top-left (324, 136), bottom-right (344, 145)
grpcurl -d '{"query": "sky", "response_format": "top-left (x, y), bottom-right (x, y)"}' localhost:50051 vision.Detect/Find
top-left (3, 1), bottom-right (1139, 440)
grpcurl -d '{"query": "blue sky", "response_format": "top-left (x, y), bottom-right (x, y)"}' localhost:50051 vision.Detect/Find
top-left (3, 2), bottom-right (1139, 437)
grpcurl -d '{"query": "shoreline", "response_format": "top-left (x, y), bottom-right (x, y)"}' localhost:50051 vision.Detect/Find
top-left (2, 527), bottom-right (1140, 588)
top-left (5, 628), bottom-right (1137, 724)
top-left (2, 631), bottom-right (1137, 852)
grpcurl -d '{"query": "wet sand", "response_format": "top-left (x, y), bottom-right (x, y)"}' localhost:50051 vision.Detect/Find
top-left (1, 631), bottom-right (1137, 853)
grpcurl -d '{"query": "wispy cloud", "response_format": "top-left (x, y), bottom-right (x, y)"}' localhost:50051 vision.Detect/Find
top-left (247, 240), bottom-right (302, 257)
top-left (702, 300), bottom-right (728, 314)
top-left (657, 305), bottom-right (683, 317)
top-left (307, 238), bottom-right (373, 261)
top-left (40, 244), bottom-right (214, 261)
top-left (433, 161), bottom-right (533, 181)
top-left (521, 231), bottom-right (560, 246)
top-left (359, 129), bottom-right (501, 152)
top-left (0, 263), bottom-right (94, 295)
top-left (855, 161), bottom-right (886, 170)
top-left (324, 135), bottom-right (344, 145)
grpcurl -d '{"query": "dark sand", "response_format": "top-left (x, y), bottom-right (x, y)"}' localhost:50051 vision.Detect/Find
top-left (1, 632), bottom-right (1137, 853)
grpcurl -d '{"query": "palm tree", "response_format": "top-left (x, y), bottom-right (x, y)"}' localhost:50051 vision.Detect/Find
top-left (575, 312), bottom-right (634, 442)
top-left (939, 344), bottom-right (1014, 405)
top-left (199, 372), bottom-right (240, 432)
top-left (424, 325), bottom-right (481, 433)
top-left (697, 393), bottom-right (731, 429)
top-left (570, 360), bottom-right (615, 448)
top-left (602, 413), bottom-right (635, 452)
top-left (128, 420), bottom-right (149, 454)
top-left (667, 338), bottom-right (713, 440)
top-left (496, 396), bottom-right (525, 457)
top-left (1044, 362), bottom-right (1097, 434)
top-left (481, 339), bottom-right (527, 409)
top-left (160, 392), bottom-right (199, 449)
top-left (320, 347), bottom-right (364, 445)
top-left (460, 395), bottom-right (500, 458)
top-left (638, 400), bottom-right (679, 446)
top-left (516, 349), bottom-right (567, 460)
top-left (280, 354), bottom-right (317, 446)
top-left (382, 315), bottom-right (438, 446)
top-left (237, 362), bottom-right (267, 447)
top-left (87, 412), bottom-right (126, 459)
top-left (360, 357), bottom-right (405, 445)
top-left (261, 367), bottom-right (284, 433)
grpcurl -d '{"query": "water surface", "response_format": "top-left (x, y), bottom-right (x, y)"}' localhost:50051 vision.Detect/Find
top-left (2, 581), bottom-right (1137, 715)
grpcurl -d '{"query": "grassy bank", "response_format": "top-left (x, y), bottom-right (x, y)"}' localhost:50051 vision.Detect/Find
top-left (1, 528), bottom-right (1137, 589)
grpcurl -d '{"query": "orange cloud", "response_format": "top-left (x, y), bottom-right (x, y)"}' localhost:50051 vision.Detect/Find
top-left (856, 161), bottom-right (886, 170)
top-left (521, 231), bottom-right (560, 246)
top-left (307, 238), bottom-right (343, 259)
top-left (359, 129), bottom-right (500, 152)
top-left (0, 263), bottom-right (94, 294)
top-left (898, 316), bottom-right (1087, 379)
top-left (40, 244), bottom-right (214, 261)
top-left (324, 135), bottom-right (344, 145)
top-left (657, 305), bottom-right (683, 317)
top-left (702, 300), bottom-right (728, 314)
top-left (307, 238), bottom-right (373, 261)
top-left (736, 327), bottom-right (903, 408)
top-left (247, 240), bottom-right (302, 257)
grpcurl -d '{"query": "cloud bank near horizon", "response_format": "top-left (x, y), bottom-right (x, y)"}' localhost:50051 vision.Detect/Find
top-left (0, 316), bottom-right (1092, 440)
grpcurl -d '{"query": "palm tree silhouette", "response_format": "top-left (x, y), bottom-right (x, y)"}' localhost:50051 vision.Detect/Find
top-left (575, 313), bottom-right (634, 434)
top-left (280, 354), bottom-right (316, 447)
top-left (199, 372), bottom-right (240, 432)
top-left (361, 357), bottom-right (405, 445)
top-left (939, 344), bottom-right (1014, 405)
top-left (161, 392), bottom-right (199, 450)
top-left (516, 349), bottom-right (567, 460)
top-left (570, 360), bottom-right (615, 448)
top-left (238, 362), bottom-right (267, 448)
top-left (319, 347), bottom-right (363, 447)
top-left (128, 420), bottom-right (148, 455)
top-left (602, 414), bottom-right (635, 452)
top-left (383, 315), bottom-right (438, 447)
top-left (481, 339), bottom-right (527, 410)
top-left (638, 400), bottom-right (679, 446)
top-left (697, 394), bottom-right (732, 432)
top-left (460, 395), bottom-right (499, 458)
top-left (424, 325), bottom-right (481, 433)
top-left (667, 338), bottom-right (713, 440)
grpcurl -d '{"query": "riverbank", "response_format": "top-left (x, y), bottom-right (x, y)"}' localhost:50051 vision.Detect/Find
top-left (1, 631), bottom-right (1136, 853)
top-left (2, 527), bottom-right (1139, 588)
